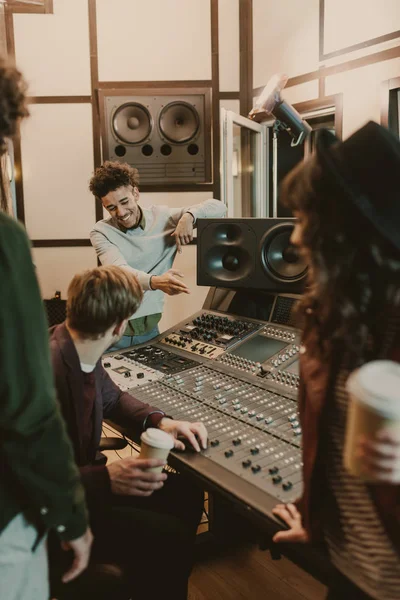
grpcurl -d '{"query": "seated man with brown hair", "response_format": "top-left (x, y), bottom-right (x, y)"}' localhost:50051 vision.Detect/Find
top-left (49, 265), bottom-right (206, 600)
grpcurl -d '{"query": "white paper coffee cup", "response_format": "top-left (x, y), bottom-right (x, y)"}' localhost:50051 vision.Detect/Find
top-left (139, 428), bottom-right (175, 472)
top-left (344, 360), bottom-right (400, 481)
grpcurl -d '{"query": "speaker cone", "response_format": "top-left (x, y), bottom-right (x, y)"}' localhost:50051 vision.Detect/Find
top-left (204, 247), bottom-right (253, 282)
top-left (112, 102), bottom-right (152, 145)
top-left (261, 222), bottom-right (308, 282)
top-left (159, 101), bottom-right (199, 144)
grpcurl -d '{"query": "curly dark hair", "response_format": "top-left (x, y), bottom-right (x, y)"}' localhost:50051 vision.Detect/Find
top-left (281, 156), bottom-right (400, 365)
top-left (89, 161), bottom-right (140, 199)
top-left (0, 57), bottom-right (29, 211)
top-left (0, 57), bottom-right (28, 153)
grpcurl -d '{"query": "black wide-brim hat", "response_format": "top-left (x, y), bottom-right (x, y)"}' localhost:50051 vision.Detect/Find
top-left (316, 121), bottom-right (400, 251)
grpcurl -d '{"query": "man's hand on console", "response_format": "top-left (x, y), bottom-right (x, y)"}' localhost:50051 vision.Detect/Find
top-left (150, 268), bottom-right (190, 296)
top-left (107, 457), bottom-right (167, 496)
top-left (271, 502), bottom-right (309, 543)
top-left (171, 212), bottom-right (194, 253)
top-left (158, 417), bottom-right (208, 452)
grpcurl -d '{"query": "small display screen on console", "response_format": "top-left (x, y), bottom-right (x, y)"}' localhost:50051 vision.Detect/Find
top-left (229, 335), bottom-right (287, 363)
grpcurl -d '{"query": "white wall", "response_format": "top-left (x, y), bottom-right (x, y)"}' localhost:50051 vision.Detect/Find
top-left (253, 0), bottom-right (400, 143)
top-left (96, 0), bottom-right (211, 82)
top-left (218, 0), bottom-right (239, 91)
top-left (253, 0), bottom-right (319, 89)
top-left (13, 0), bottom-right (90, 96)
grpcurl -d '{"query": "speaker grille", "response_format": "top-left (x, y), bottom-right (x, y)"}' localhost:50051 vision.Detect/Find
top-left (159, 101), bottom-right (199, 144)
top-left (112, 102), bottom-right (152, 145)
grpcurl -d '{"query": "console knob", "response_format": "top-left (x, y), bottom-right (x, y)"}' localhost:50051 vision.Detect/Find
top-left (251, 464), bottom-right (261, 473)
top-left (137, 372), bottom-right (144, 379)
top-left (210, 439), bottom-right (220, 447)
top-left (224, 449), bottom-right (234, 458)
top-left (104, 362), bottom-right (111, 368)
top-left (242, 459), bottom-right (252, 468)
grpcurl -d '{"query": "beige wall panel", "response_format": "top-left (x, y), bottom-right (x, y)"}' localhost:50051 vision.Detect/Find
top-left (21, 103), bottom-right (95, 239)
top-left (219, 0), bottom-right (240, 91)
top-left (323, 0), bottom-right (400, 56)
top-left (159, 245), bottom-right (209, 333)
top-left (253, 0), bottom-right (319, 88)
top-left (326, 57), bottom-right (400, 137)
top-left (97, 0), bottom-right (212, 82)
top-left (281, 80), bottom-right (319, 105)
top-left (219, 99), bottom-right (240, 113)
top-left (13, 0), bottom-right (91, 96)
top-left (32, 247), bottom-right (97, 299)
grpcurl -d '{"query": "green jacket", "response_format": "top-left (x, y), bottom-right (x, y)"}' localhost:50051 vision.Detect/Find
top-left (0, 213), bottom-right (88, 541)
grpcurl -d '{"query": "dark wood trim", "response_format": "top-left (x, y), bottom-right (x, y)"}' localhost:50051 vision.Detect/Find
top-left (27, 96), bottom-right (92, 104)
top-left (318, 76), bottom-right (325, 98)
top-left (211, 0), bottom-right (220, 199)
top-left (139, 183), bottom-right (215, 193)
top-left (239, 0), bottom-right (252, 217)
top-left (13, 125), bottom-right (25, 223)
top-left (320, 1), bottom-right (400, 60)
top-left (381, 75), bottom-right (400, 129)
top-left (239, 0), bottom-right (253, 117)
top-left (4, 4), bottom-right (15, 58)
top-left (219, 91), bottom-right (240, 100)
top-left (253, 45), bottom-right (400, 97)
top-left (7, 2), bottom-right (46, 15)
top-left (319, 0), bottom-right (324, 64)
top-left (0, 5), bottom-right (8, 57)
top-left (32, 239), bottom-right (92, 248)
top-left (98, 80), bottom-right (213, 89)
top-left (88, 0), bottom-right (103, 222)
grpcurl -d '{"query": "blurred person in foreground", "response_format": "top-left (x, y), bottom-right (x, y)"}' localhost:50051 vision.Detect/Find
top-left (0, 57), bottom-right (92, 600)
top-left (272, 121), bottom-right (400, 600)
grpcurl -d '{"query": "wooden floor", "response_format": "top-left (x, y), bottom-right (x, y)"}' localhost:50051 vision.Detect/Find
top-left (189, 543), bottom-right (327, 600)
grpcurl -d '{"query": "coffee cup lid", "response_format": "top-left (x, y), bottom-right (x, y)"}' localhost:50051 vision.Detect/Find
top-left (346, 360), bottom-right (400, 417)
top-left (140, 428), bottom-right (175, 450)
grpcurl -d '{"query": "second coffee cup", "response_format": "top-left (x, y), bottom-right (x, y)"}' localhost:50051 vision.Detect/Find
top-left (344, 360), bottom-right (400, 481)
top-left (139, 428), bottom-right (175, 472)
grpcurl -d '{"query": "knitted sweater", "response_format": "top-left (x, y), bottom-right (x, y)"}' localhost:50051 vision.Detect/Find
top-left (90, 199), bottom-right (226, 319)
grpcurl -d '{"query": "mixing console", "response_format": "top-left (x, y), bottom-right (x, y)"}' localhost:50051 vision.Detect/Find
top-left (161, 311), bottom-right (261, 354)
top-left (102, 353), bottom-right (162, 390)
top-left (118, 345), bottom-right (198, 374)
top-left (127, 364), bottom-right (302, 503)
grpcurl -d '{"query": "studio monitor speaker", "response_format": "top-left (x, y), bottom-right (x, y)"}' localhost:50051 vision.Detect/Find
top-left (197, 218), bottom-right (308, 293)
top-left (98, 87), bottom-right (212, 186)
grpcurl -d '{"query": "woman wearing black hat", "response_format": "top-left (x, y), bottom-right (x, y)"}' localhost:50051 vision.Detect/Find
top-left (271, 121), bottom-right (400, 600)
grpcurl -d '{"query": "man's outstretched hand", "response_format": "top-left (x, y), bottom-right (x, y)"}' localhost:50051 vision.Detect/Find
top-left (150, 269), bottom-right (190, 296)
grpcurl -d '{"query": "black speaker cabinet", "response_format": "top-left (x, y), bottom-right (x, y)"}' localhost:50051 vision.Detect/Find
top-left (98, 87), bottom-right (212, 186)
top-left (197, 218), bottom-right (308, 294)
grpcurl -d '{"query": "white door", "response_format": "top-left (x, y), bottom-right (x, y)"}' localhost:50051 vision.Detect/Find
top-left (221, 109), bottom-right (268, 218)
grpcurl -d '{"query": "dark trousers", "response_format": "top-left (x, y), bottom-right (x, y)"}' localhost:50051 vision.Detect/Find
top-left (50, 472), bottom-right (204, 600)
top-left (326, 569), bottom-right (374, 600)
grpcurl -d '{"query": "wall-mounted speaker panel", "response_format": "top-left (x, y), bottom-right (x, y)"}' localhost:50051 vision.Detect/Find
top-left (99, 88), bottom-right (212, 186)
